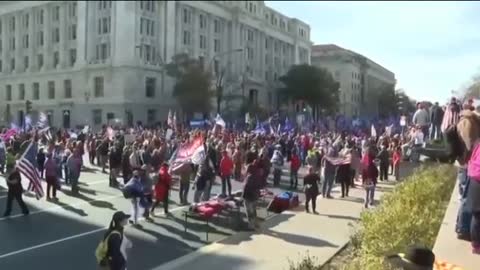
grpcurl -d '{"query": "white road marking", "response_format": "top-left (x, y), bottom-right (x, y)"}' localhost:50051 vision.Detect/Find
top-left (0, 206), bottom-right (188, 259)
top-left (0, 193), bottom-right (123, 221)
top-left (0, 179), bottom-right (109, 200)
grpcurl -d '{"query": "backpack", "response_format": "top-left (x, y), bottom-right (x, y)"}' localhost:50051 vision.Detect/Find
top-left (95, 230), bottom-right (121, 266)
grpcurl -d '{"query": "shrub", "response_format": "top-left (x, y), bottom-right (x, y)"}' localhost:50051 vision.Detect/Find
top-left (289, 165), bottom-right (456, 270)
top-left (346, 164), bottom-right (456, 270)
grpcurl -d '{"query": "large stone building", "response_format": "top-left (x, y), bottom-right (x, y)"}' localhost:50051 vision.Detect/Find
top-left (311, 44), bottom-right (396, 118)
top-left (0, 1), bottom-right (311, 129)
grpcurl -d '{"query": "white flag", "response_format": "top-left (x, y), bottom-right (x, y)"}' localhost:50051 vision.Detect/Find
top-left (371, 124), bottom-right (377, 138)
top-left (215, 114), bottom-right (226, 127)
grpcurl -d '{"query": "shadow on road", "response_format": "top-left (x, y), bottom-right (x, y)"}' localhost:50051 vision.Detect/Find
top-left (318, 213), bottom-right (359, 222)
top-left (49, 199), bottom-right (88, 217)
top-left (61, 190), bottom-right (116, 210)
top-left (263, 228), bottom-right (338, 248)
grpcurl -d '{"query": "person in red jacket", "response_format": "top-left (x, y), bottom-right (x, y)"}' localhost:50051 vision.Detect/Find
top-left (392, 146), bottom-right (402, 181)
top-left (290, 149), bottom-right (301, 189)
top-left (220, 150), bottom-right (234, 197)
top-left (151, 163), bottom-right (171, 216)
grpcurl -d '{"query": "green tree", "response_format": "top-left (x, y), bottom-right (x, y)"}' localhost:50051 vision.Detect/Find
top-left (377, 85), bottom-right (398, 118)
top-left (279, 64), bottom-right (340, 119)
top-left (165, 54), bottom-right (212, 119)
top-left (463, 72), bottom-right (480, 99)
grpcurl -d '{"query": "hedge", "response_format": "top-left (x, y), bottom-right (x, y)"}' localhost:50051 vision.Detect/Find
top-left (290, 164), bottom-right (456, 270)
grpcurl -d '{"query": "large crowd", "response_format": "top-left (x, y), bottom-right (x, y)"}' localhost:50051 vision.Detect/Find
top-left (0, 96), bottom-right (478, 270)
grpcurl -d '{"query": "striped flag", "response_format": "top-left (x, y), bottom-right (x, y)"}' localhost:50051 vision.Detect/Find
top-left (17, 142), bottom-right (44, 199)
top-left (37, 112), bottom-right (49, 129)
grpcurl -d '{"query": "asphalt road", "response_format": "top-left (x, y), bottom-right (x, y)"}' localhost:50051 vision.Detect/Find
top-left (0, 157), bottom-right (298, 270)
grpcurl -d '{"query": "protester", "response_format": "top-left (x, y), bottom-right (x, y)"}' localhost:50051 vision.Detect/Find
top-left (3, 164), bottom-right (29, 217)
top-left (44, 153), bottom-right (58, 200)
top-left (67, 149), bottom-right (82, 195)
top-left (243, 164), bottom-right (261, 230)
top-left (362, 150), bottom-right (378, 208)
top-left (289, 149), bottom-right (301, 190)
top-left (102, 211), bottom-right (130, 270)
top-left (151, 163), bottom-right (171, 216)
top-left (219, 150), bottom-right (234, 197)
top-left (303, 166), bottom-right (320, 214)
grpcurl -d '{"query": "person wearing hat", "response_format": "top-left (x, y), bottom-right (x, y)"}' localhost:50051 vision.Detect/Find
top-left (386, 246), bottom-right (464, 270)
top-left (103, 211), bottom-right (130, 270)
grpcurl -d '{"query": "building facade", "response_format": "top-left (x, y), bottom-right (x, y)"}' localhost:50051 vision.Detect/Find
top-left (0, 1), bottom-right (311, 129)
top-left (311, 44), bottom-right (396, 118)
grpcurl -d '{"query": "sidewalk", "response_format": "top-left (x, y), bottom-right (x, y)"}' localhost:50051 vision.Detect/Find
top-left (152, 179), bottom-right (398, 270)
top-left (433, 179), bottom-right (480, 270)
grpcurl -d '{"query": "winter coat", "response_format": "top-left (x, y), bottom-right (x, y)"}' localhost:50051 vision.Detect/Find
top-left (154, 165), bottom-right (171, 201)
top-left (219, 155), bottom-right (234, 177)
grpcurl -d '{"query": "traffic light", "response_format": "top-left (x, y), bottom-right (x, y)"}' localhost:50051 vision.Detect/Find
top-left (25, 100), bottom-right (32, 114)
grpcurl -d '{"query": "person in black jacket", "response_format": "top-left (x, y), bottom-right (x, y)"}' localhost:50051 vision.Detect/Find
top-left (105, 211), bottom-right (130, 270)
top-left (109, 144), bottom-right (122, 187)
top-left (304, 166), bottom-right (320, 214)
top-left (3, 166), bottom-right (29, 217)
top-left (430, 102), bottom-right (444, 140)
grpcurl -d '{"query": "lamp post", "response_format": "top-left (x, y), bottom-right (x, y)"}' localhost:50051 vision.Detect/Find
top-left (208, 48), bottom-right (243, 115)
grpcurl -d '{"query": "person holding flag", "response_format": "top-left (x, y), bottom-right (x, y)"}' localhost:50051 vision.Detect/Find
top-left (3, 163), bottom-right (30, 217)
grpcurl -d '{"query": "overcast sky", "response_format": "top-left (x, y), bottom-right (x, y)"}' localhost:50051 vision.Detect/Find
top-left (267, 1), bottom-right (480, 102)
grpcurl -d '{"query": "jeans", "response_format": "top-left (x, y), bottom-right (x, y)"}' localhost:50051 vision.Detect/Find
top-left (341, 180), bottom-right (349, 197)
top-left (379, 163), bottom-right (389, 181)
top-left (202, 180), bottom-right (212, 201)
top-left (393, 163), bottom-right (400, 181)
top-left (179, 181), bottom-right (190, 204)
top-left (456, 169), bottom-right (471, 236)
top-left (221, 176), bottom-right (232, 196)
top-left (64, 165), bottom-right (69, 184)
top-left (70, 173), bottom-right (79, 194)
top-left (273, 168), bottom-right (282, 186)
top-left (130, 197), bottom-right (140, 224)
top-left (430, 124), bottom-right (442, 140)
top-left (290, 170), bottom-right (298, 189)
top-left (244, 199), bottom-right (257, 228)
top-left (322, 173), bottom-right (335, 197)
top-left (364, 185), bottom-right (375, 207)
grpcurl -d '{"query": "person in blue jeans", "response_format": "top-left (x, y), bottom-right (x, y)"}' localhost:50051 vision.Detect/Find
top-left (456, 166), bottom-right (472, 240)
top-left (322, 146), bottom-right (337, 199)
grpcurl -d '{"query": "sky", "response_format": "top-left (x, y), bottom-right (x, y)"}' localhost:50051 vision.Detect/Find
top-left (266, 1), bottom-right (480, 103)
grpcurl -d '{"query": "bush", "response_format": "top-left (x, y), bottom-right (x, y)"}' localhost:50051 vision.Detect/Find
top-left (289, 165), bottom-right (456, 270)
top-left (345, 165), bottom-right (456, 270)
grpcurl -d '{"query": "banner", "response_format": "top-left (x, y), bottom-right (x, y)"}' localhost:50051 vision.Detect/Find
top-left (170, 136), bottom-right (205, 172)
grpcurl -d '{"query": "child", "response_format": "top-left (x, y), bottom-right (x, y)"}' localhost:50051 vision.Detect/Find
top-left (219, 150), bottom-right (234, 197)
top-left (290, 149), bottom-right (301, 189)
top-left (362, 150), bottom-right (378, 208)
top-left (392, 146), bottom-right (402, 181)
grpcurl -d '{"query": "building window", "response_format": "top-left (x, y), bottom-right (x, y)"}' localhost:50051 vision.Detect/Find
top-left (102, 17), bottom-right (110, 34)
top-left (0, 60), bottom-right (2, 72)
top-left (48, 81), bottom-right (55, 99)
top-left (101, 43), bottom-right (108, 60)
top-left (199, 35), bottom-right (206, 49)
top-left (23, 34), bottom-right (29, 49)
top-left (38, 9), bottom-right (44, 24)
top-left (249, 2), bottom-right (253, 12)
top-left (70, 3), bottom-right (77, 17)
top-left (10, 58), bottom-right (15, 71)
top-left (53, 6), bottom-right (60, 21)
top-left (147, 109), bottom-right (156, 123)
top-left (10, 17), bottom-right (15, 31)
top-left (70, 24), bottom-right (77, 40)
top-left (38, 31), bottom-right (44, 46)
top-left (183, 31), bottom-right (190, 45)
top-left (94, 76), bottom-right (104, 97)
top-left (213, 59), bottom-right (219, 74)
top-left (145, 77), bottom-right (156, 98)
top-left (19, 84), bottom-right (25, 100)
top-left (10, 37), bottom-right (15, 50)
top-left (214, 19), bottom-right (220, 33)
top-left (53, 28), bottom-right (59, 43)
top-left (6, 85), bottom-right (12, 101)
top-left (70, 49), bottom-right (76, 66)
top-left (247, 47), bottom-right (253, 60)
top-left (24, 14), bottom-right (29, 28)
top-left (64, 79), bottom-right (72, 98)
top-left (33, 83), bottom-right (40, 100)
top-left (183, 9), bottom-right (191, 24)
top-left (199, 14), bottom-right (206, 29)
top-left (38, 54), bottom-right (44, 69)
top-left (53, 51), bottom-right (59, 67)
top-left (24, 56), bottom-right (29, 69)
top-left (247, 29), bottom-right (253, 41)
top-left (93, 109), bottom-right (102, 125)
top-left (214, 39), bottom-right (220, 52)
top-left (265, 38), bottom-right (269, 49)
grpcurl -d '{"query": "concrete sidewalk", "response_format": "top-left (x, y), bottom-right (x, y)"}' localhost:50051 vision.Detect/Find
top-left (152, 180), bottom-right (398, 270)
top-left (433, 179), bottom-right (480, 270)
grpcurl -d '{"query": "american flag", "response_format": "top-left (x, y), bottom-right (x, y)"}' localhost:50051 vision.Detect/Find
top-left (37, 112), bottom-right (49, 129)
top-left (441, 104), bottom-right (460, 133)
top-left (17, 142), bottom-right (44, 199)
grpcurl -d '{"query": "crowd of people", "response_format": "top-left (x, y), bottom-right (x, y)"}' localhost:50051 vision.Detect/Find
top-left (1, 96), bottom-right (479, 270)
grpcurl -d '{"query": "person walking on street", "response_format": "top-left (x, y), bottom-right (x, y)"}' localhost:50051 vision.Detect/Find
top-left (101, 211), bottom-right (130, 270)
top-left (376, 145), bottom-right (390, 181)
top-left (67, 150), bottom-right (82, 195)
top-left (362, 150), bottom-right (378, 208)
top-left (243, 164), bottom-right (261, 230)
top-left (139, 165), bottom-right (153, 222)
top-left (219, 150), bottom-right (233, 197)
top-left (151, 163), bottom-right (171, 216)
top-left (177, 164), bottom-right (193, 205)
top-left (304, 166), bottom-right (320, 214)
top-left (322, 146), bottom-right (337, 199)
top-left (44, 153), bottom-right (58, 201)
top-left (125, 170), bottom-right (144, 225)
top-left (270, 145), bottom-right (284, 186)
top-left (289, 149), bottom-right (301, 190)
top-left (3, 165), bottom-right (29, 217)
